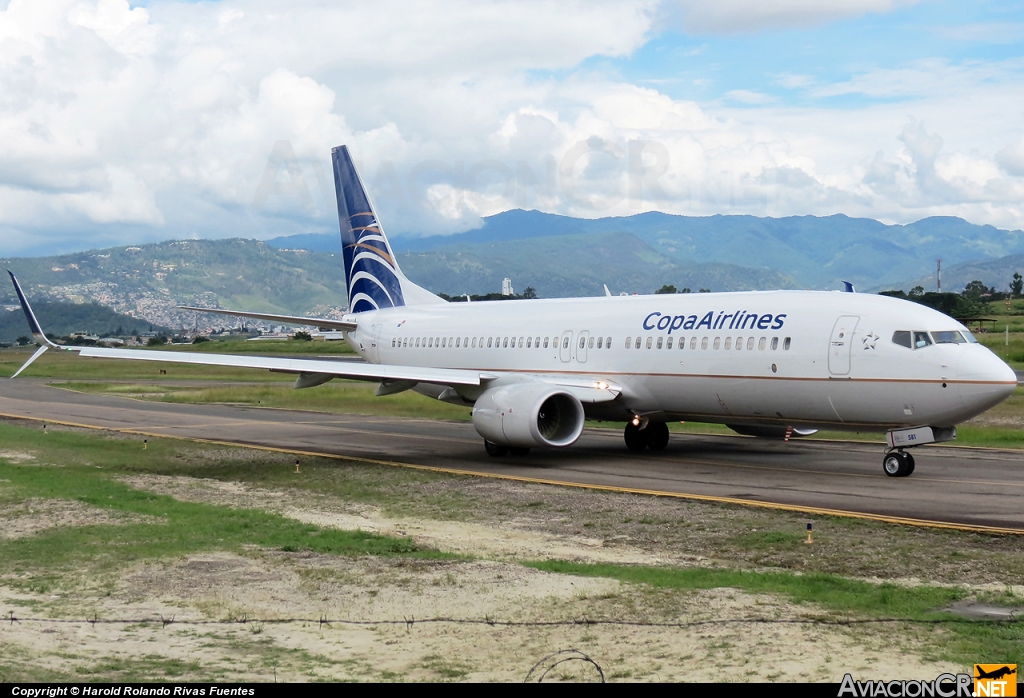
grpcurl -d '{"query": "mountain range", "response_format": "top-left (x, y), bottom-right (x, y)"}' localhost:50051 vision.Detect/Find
top-left (270, 209), bottom-right (1024, 292)
top-left (3, 210), bottom-right (1023, 331)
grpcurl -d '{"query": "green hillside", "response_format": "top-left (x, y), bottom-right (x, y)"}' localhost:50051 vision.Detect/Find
top-left (0, 301), bottom-right (170, 344)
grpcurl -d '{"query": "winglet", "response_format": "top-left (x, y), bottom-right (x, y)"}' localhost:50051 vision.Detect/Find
top-left (7, 271), bottom-right (62, 379)
top-left (604, 284), bottom-right (613, 297)
top-left (841, 281), bottom-right (856, 293)
top-left (7, 271), bottom-right (58, 348)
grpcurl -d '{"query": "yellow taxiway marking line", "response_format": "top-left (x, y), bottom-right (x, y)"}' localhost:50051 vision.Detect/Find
top-left (2, 410), bottom-right (1021, 536)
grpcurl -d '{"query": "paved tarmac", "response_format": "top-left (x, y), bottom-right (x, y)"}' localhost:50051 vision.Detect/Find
top-left (1, 379), bottom-right (1022, 533)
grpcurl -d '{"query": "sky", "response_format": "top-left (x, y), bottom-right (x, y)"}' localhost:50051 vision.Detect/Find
top-left (2, 0), bottom-right (1024, 257)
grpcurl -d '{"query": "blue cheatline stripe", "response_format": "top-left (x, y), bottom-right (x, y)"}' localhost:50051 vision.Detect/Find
top-left (332, 145), bottom-right (405, 312)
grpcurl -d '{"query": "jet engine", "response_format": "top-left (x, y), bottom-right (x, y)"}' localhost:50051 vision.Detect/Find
top-left (472, 383), bottom-right (585, 448)
top-left (727, 425), bottom-right (818, 439)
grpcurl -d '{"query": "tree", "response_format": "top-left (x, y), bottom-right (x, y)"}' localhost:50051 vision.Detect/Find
top-left (16, 336), bottom-right (31, 346)
top-left (521, 286), bottom-right (537, 299)
top-left (679, 287), bottom-right (691, 294)
top-left (962, 279), bottom-right (993, 300)
top-left (698, 288), bottom-right (711, 293)
top-left (1011, 272), bottom-right (1023, 298)
top-left (147, 336), bottom-right (168, 347)
top-left (192, 335), bottom-right (210, 344)
top-left (655, 284), bottom-right (677, 294)
top-left (292, 330), bottom-right (312, 341)
top-left (908, 286), bottom-right (924, 298)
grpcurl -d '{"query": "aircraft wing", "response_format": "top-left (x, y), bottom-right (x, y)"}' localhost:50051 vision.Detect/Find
top-left (178, 306), bottom-right (357, 332)
top-left (73, 346), bottom-right (496, 386)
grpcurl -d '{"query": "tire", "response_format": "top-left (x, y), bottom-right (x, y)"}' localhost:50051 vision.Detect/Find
top-left (484, 440), bottom-right (509, 457)
top-left (508, 447), bottom-right (531, 456)
top-left (624, 423), bottom-right (649, 451)
top-left (905, 452), bottom-right (915, 476)
top-left (883, 452), bottom-right (910, 477)
top-left (648, 422), bottom-right (670, 451)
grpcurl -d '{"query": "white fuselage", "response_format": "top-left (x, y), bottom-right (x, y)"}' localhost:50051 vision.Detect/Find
top-left (344, 290), bottom-right (1016, 432)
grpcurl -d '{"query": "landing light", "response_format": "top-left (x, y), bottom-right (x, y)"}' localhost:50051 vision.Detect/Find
top-left (595, 381), bottom-right (609, 390)
top-left (631, 415), bottom-right (641, 426)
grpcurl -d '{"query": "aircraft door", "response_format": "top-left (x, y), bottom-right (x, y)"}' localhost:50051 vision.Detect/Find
top-left (577, 331), bottom-right (590, 363)
top-left (559, 330), bottom-right (573, 363)
top-left (367, 322), bottom-right (382, 363)
top-left (828, 315), bottom-right (859, 375)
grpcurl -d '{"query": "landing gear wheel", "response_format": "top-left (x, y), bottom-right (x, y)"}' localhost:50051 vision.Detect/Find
top-left (508, 447), bottom-right (531, 456)
top-left (484, 440), bottom-right (509, 457)
top-left (648, 422), bottom-right (670, 451)
top-left (624, 423), bottom-right (649, 451)
top-left (883, 451), bottom-right (912, 477)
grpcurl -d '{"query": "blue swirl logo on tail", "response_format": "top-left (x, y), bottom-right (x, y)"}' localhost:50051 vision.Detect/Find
top-left (332, 146), bottom-right (405, 313)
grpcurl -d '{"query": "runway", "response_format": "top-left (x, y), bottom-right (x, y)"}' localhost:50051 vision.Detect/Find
top-left (1, 379), bottom-right (1022, 533)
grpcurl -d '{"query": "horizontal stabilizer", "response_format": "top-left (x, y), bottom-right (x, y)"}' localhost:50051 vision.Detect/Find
top-left (179, 306), bottom-right (357, 332)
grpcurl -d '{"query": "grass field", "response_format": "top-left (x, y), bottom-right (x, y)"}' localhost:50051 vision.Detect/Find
top-left (1, 419), bottom-right (1022, 681)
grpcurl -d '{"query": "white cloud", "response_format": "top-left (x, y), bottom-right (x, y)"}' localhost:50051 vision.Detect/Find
top-left (1, 0), bottom-right (1024, 257)
top-left (655, 0), bottom-right (919, 35)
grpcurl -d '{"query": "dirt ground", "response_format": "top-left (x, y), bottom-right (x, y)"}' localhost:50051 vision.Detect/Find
top-left (0, 472), bottom-right (968, 682)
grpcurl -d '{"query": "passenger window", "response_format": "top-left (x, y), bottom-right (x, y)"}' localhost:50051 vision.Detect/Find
top-left (464, 337), bottom-right (469, 347)
top-left (646, 337), bottom-right (653, 349)
top-left (701, 337), bottom-right (708, 350)
top-left (913, 332), bottom-right (932, 348)
top-left (563, 337), bottom-right (570, 349)
top-left (441, 338), bottom-right (446, 348)
top-left (606, 336), bottom-right (611, 348)
top-left (771, 337), bottom-right (778, 350)
top-left (596, 337), bottom-right (603, 349)
top-left (544, 337), bottom-right (549, 349)
top-left (502, 337), bottom-right (508, 348)
top-left (892, 331), bottom-right (912, 349)
top-left (519, 337), bottom-right (524, 348)
top-left (784, 337), bottom-right (791, 350)
top-left (724, 337), bottom-right (732, 350)
top-left (713, 337), bottom-right (720, 350)
top-left (736, 336), bottom-right (743, 350)
top-left (588, 337), bottom-right (595, 349)
top-left (392, 338), bottom-right (396, 347)
top-left (657, 337), bottom-right (663, 349)
top-left (579, 337), bottom-right (586, 349)
top-left (635, 337), bottom-right (642, 349)
top-left (690, 337), bottom-right (697, 350)
top-left (449, 337), bottom-right (454, 347)
top-left (625, 336), bottom-right (631, 349)
top-left (487, 337), bottom-right (493, 348)
top-left (666, 337), bottom-right (673, 349)
top-left (747, 337), bottom-right (754, 350)
top-left (527, 337), bottom-right (532, 348)
top-left (536, 336), bottom-right (542, 347)
top-left (758, 337), bottom-right (766, 350)
top-left (472, 338), bottom-right (477, 348)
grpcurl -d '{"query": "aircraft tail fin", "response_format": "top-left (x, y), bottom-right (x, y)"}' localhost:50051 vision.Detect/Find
top-left (331, 146), bottom-right (443, 313)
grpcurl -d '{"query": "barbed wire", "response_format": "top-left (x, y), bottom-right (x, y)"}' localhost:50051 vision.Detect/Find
top-left (4, 610), bottom-right (1020, 630)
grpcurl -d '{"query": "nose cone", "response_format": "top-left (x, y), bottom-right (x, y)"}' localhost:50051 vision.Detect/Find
top-left (957, 348), bottom-right (1018, 418)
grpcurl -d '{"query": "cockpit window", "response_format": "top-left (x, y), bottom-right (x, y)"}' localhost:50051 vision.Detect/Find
top-left (931, 331), bottom-right (966, 344)
top-left (962, 330), bottom-right (980, 344)
top-left (892, 331), bottom-right (912, 349)
top-left (913, 331), bottom-right (932, 348)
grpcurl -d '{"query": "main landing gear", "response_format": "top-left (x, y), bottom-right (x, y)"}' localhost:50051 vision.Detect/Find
top-left (483, 441), bottom-right (530, 457)
top-left (624, 421), bottom-right (669, 452)
top-left (882, 450), bottom-right (915, 478)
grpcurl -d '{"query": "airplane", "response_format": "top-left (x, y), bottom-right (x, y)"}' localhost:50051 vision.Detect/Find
top-left (7, 145), bottom-right (1018, 478)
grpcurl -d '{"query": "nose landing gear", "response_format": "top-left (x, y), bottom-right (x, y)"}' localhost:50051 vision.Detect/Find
top-left (882, 450), bottom-right (915, 477)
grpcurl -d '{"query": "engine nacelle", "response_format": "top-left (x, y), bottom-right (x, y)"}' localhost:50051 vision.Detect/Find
top-left (727, 424), bottom-right (818, 439)
top-left (472, 383), bottom-right (585, 448)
